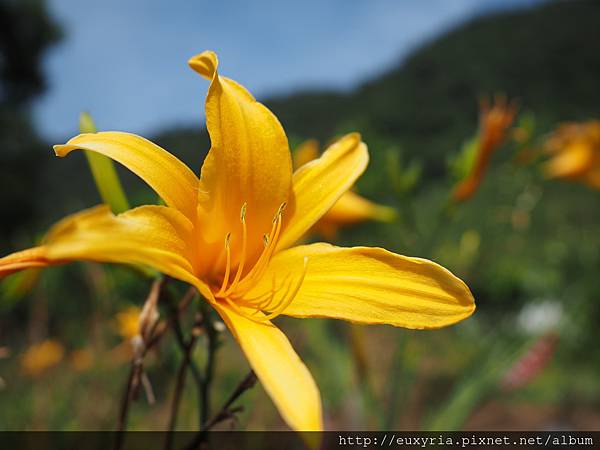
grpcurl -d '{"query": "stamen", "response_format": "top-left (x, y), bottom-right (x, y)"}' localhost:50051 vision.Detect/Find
top-left (238, 276), bottom-right (277, 306)
top-left (256, 276), bottom-right (281, 309)
top-left (234, 202), bottom-right (285, 295)
top-left (220, 258), bottom-right (308, 324)
top-left (276, 202), bottom-right (287, 220)
top-left (224, 203), bottom-right (248, 296)
top-left (224, 297), bottom-right (262, 319)
top-left (241, 289), bottom-right (274, 307)
top-left (259, 274), bottom-right (292, 310)
top-left (261, 257), bottom-right (308, 321)
top-left (214, 202), bottom-right (300, 325)
top-left (216, 233), bottom-right (231, 296)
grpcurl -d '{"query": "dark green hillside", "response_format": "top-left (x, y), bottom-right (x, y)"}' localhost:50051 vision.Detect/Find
top-left (149, 1), bottom-right (600, 177)
top-left (6, 0), bottom-right (600, 243)
top-left (264, 0), bottom-right (600, 174)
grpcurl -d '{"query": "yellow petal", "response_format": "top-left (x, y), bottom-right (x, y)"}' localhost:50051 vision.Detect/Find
top-left (214, 303), bottom-right (323, 431)
top-left (54, 132), bottom-right (199, 221)
top-left (249, 243), bottom-right (475, 329)
top-left (0, 247), bottom-right (53, 277)
top-left (313, 191), bottom-right (396, 239)
top-left (189, 51), bottom-right (292, 267)
top-left (277, 134), bottom-right (368, 251)
top-left (1, 205), bottom-right (211, 298)
top-left (292, 139), bottom-right (320, 169)
top-left (319, 190), bottom-right (396, 226)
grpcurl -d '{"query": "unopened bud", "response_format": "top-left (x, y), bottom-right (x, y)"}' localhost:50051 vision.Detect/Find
top-left (213, 321), bottom-right (226, 333)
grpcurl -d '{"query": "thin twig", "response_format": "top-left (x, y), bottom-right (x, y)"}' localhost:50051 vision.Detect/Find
top-left (164, 289), bottom-right (206, 422)
top-left (146, 286), bottom-right (196, 349)
top-left (199, 302), bottom-right (219, 426)
top-left (114, 358), bottom-right (143, 450)
top-left (166, 313), bottom-right (203, 450)
top-left (202, 370), bottom-right (257, 431)
top-left (184, 370), bottom-right (257, 450)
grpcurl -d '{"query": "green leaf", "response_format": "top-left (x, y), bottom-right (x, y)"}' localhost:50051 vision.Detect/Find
top-left (449, 134), bottom-right (479, 182)
top-left (79, 112), bottom-right (130, 213)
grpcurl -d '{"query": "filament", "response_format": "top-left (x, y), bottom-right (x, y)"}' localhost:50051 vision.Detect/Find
top-left (214, 202), bottom-right (306, 324)
top-left (216, 233), bottom-right (231, 296)
top-left (224, 203), bottom-right (247, 296)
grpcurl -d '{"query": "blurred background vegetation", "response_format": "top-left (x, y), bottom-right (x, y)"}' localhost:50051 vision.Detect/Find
top-left (0, 0), bottom-right (599, 431)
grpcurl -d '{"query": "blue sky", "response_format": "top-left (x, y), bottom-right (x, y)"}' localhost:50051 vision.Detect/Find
top-left (33, 0), bottom-right (542, 141)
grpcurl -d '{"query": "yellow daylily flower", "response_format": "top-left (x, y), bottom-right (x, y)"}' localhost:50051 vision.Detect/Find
top-left (542, 120), bottom-right (600, 190)
top-left (453, 95), bottom-right (518, 202)
top-left (0, 51), bottom-right (475, 431)
top-left (292, 139), bottom-right (396, 239)
top-left (21, 339), bottom-right (65, 377)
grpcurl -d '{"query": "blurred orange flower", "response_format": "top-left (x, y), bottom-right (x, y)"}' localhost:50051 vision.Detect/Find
top-left (453, 95), bottom-right (518, 202)
top-left (293, 140), bottom-right (396, 239)
top-left (21, 339), bottom-right (65, 377)
top-left (115, 306), bottom-right (142, 340)
top-left (542, 120), bottom-right (600, 190)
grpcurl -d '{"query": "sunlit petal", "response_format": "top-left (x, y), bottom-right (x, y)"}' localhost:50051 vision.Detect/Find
top-left (314, 190), bottom-right (396, 239)
top-left (189, 51), bottom-right (292, 267)
top-left (277, 133), bottom-right (368, 251)
top-left (543, 142), bottom-right (594, 179)
top-left (1, 205), bottom-right (212, 298)
top-left (249, 243), bottom-right (475, 329)
top-left (214, 303), bottom-right (323, 431)
top-left (54, 132), bottom-right (199, 221)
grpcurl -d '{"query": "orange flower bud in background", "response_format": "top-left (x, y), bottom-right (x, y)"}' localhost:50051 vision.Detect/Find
top-left (453, 95), bottom-right (518, 202)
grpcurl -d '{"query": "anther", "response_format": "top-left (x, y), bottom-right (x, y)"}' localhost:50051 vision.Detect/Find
top-left (273, 202), bottom-right (287, 223)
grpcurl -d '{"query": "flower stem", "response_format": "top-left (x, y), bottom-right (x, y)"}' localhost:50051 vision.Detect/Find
top-left (199, 301), bottom-right (219, 427)
top-left (184, 370), bottom-right (257, 450)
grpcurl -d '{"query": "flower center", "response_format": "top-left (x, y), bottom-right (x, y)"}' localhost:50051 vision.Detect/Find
top-left (212, 202), bottom-right (307, 323)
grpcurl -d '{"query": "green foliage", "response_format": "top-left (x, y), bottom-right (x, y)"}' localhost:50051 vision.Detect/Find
top-left (266, 1), bottom-right (600, 176)
top-left (449, 135), bottom-right (479, 182)
top-left (385, 149), bottom-right (422, 197)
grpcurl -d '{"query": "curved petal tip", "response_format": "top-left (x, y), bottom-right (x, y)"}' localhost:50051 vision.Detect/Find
top-left (188, 50), bottom-right (218, 80)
